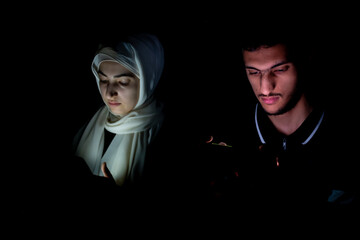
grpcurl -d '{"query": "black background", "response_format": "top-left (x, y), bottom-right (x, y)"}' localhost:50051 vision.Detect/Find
top-left (3, 4), bottom-right (360, 232)
top-left (17, 8), bottom-right (357, 137)
top-left (4, 3), bottom-right (359, 200)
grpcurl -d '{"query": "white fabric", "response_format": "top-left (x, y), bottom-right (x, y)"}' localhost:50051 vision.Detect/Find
top-left (74, 33), bottom-right (164, 186)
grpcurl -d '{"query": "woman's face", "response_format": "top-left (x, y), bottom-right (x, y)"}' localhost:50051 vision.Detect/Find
top-left (98, 60), bottom-right (140, 116)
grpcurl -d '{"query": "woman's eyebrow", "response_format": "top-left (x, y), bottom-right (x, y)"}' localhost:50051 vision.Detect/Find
top-left (98, 70), bottom-right (107, 76)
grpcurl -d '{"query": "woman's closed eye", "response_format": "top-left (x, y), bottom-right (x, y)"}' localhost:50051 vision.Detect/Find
top-left (99, 78), bottom-right (130, 86)
top-left (118, 78), bottom-right (130, 86)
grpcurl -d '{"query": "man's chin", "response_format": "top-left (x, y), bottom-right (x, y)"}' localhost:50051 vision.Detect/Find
top-left (262, 104), bottom-right (282, 116)
top-left (262, 101), bottom-right (297, 116)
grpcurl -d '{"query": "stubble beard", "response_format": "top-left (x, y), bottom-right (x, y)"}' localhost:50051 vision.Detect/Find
top-left (264, 87), bottom-right (303, 116)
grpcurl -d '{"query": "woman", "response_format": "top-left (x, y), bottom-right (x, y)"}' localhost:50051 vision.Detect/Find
top-left (73, 33), bottom-right (165, 187)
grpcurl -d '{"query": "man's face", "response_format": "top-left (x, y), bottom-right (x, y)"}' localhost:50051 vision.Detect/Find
top-left (243, 43), bottom-right (300, 115)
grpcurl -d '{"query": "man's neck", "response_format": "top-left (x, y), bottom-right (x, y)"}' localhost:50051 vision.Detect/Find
top-left (268, 96), bottom-right (313, 136)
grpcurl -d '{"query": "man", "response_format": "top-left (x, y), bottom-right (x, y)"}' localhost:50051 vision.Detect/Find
top-left (204, 34), bottom-right (359, 216)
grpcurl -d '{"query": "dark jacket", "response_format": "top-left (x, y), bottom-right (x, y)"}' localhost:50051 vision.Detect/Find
top-left (199, 103), bottom-right (359, 216)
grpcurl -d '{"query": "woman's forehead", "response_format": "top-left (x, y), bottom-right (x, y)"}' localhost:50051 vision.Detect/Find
top-left (99, 60), bottom-right (132, 74)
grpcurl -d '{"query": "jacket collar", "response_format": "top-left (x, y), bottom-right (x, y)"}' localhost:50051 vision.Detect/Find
top-left (255, 103), bottom-right (325, 146)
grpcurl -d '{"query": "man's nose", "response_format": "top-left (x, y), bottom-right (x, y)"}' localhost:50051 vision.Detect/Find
top-left (259, 71), bottom-right (275, 95)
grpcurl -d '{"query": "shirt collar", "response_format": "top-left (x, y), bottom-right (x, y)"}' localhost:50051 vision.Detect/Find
top-left (255, 103), bottom-right (325, 146)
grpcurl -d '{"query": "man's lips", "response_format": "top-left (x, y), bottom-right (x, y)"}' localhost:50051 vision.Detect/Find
top-left (260, 96), bottom-right (280, 105)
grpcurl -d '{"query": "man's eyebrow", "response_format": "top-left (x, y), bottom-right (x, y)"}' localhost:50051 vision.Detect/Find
top-left (245, 61), bottom-right (290, 70)
top-left (98, 70), bottom-right (135, 78)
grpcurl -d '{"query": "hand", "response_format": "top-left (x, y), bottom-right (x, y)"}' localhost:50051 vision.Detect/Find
top-left (101, 162), bottom-right (116, 184)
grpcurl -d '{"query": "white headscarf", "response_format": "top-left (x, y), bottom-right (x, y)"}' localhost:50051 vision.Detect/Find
top-left (74, 33), bottom-right (165, 186)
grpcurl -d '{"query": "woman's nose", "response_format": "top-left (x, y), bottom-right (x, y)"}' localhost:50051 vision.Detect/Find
top-left (106, 82), bottom-right (118, 97)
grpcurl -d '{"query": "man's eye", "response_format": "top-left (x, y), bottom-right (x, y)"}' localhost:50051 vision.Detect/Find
top-left (248, 70), bottom-right (260, 75)
top-left (99, 79), bottom-right (108, 84)
top-left (273, 65), bottom-right (289, 73)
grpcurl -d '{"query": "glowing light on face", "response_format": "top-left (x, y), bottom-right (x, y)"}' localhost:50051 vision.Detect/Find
top-left (243, 44), bottom-right (300, 116)
top-left (98, 61), bottom-right (140, 116)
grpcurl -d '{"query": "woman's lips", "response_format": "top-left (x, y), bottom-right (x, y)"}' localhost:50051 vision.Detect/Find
top-left (261, 96), bottom-right (279, 105)
top-left (108, 102), bottom-right (121, 106)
